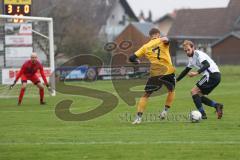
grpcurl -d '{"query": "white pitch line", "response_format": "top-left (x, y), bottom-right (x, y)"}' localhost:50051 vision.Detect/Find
top-left (0, 141), bottom-right (240, 145)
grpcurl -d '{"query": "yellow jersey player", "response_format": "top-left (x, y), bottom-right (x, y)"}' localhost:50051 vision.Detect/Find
top-left (129, 28), bottom-right (176, 124)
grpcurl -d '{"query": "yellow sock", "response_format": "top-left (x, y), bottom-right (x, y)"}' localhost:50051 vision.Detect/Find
top-left (165, 91), bottom-right (175, 107)
top-left (137, 97), bottom-right (148, 113)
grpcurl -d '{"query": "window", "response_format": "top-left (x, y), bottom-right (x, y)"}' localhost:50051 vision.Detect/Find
top-left (234, 16), bottom-right (240, 29)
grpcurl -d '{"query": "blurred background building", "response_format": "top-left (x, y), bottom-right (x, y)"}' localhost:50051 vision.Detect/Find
top-left (168, 0), bottom-right (240, 65)
top-left (1, 0), bottom-right (239, 67)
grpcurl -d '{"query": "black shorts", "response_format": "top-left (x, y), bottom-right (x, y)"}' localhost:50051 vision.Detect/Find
top-left (196, 72), bottom-right (221, 95)
top-left (145, 73), bottom-right (176, 94)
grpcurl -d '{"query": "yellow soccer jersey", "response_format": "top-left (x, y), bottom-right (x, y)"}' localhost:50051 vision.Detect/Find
top-left (135, 38), bottom-right (175, 77)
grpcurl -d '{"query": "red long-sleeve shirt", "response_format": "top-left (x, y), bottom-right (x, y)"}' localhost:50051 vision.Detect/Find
top-left (15, 60), bottom-right (48, 85)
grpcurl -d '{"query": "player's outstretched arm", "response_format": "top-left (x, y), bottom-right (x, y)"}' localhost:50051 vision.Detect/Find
top-left (188, 60), bottom-right (210, 78)
top-left (39, 66), bottom-right (48, 86)
top-left (176, 67), bottom-right (192, 82)
top-left (14, 65), bottom-right (25, 84)
top-left (10, 65), bottom-right (25, 89)
top-left (39, 67), bottom-right (53, 94)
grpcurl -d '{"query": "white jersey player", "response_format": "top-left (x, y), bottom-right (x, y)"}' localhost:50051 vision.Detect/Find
top-left (177, 40), bottom-right (223, 119)
top-left (187, 50), bottom-right (220, 81)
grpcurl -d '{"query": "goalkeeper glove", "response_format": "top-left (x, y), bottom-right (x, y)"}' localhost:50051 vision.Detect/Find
top-left (46, 84), bottom-right (53, 94)
top-left (9, 81), bottom-right (16, 90)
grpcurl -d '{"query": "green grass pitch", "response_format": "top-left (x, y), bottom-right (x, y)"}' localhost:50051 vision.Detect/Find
top-left (0, 66), bottom-right (240, 160)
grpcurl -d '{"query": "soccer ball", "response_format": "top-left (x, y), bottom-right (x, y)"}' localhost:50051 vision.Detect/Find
top-left (190, 110), bottom-right (202, 123)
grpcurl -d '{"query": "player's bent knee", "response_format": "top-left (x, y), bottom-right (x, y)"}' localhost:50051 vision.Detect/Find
top-left (36, 83), bottom-right (44, 89)
top-left (21, 84), bottom-right (27, 89)
top-left (39, 86), bottom-right (44, 90)
top-left (21, 86), bottom-right (26, 90)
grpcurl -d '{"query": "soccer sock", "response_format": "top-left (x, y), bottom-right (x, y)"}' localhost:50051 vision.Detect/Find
top-left (165, 91), bottom-right (175, 109)
top-left (164, 105), bottom-right (170, 111)
top-left (137, 97), bottom-right (148, 116)
top-left (137, 112), bottom-right (143, 117)
top-left (18, 88), bottom-right (25, 104)
top-left (192, 94), bottom-right (205, 114)
top-left (39, 88), bottom-right (44, 102)
top-left (201, 96), bottom-right (217, 108)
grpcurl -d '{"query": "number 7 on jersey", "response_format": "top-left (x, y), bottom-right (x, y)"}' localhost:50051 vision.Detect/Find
top-left (152, 47), bottom-right (161, 60)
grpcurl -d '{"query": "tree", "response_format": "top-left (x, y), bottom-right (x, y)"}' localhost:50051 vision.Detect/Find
top-left (146, 10), bottom-right (153, 22)
top-left (33, 0), bottom-right (117, 64)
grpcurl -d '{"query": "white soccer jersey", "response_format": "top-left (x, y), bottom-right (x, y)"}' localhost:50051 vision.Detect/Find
top-left (187, 50), bottom-right (220, 79)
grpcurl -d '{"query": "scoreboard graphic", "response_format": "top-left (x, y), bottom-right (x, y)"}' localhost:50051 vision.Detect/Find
top-left (3, 0), bottom-right (32, 16)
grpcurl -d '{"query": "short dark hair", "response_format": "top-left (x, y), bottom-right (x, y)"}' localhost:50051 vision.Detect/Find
top-left (149, 28), bottom-right (160, 36)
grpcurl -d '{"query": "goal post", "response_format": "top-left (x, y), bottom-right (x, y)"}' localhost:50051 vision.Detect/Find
top-left (0, 15), bottom-right (56, 96)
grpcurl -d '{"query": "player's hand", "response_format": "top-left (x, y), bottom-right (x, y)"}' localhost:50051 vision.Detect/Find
top-left (47, 86), bottom-right (52, 93)
top-left (188, 72), bottom-right (199, 77)
top-left (136, 59), bottom-right (141, 64)
top-left (132, 59), bottom-right (140, 65)
top-left (160, 37), bottom-right (169, 44)
top-left (46, 84), bottom-right (53, 94)
top-left (9, 81), bottom-right (16, 90)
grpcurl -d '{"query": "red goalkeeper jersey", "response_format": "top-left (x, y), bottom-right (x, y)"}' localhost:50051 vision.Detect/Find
top-left (15, 60), bottom-right (48, 85)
